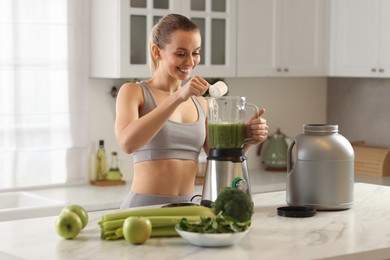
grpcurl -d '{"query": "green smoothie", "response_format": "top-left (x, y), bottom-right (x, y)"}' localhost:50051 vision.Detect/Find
top-left (208, 123), bottom-right (246, 149)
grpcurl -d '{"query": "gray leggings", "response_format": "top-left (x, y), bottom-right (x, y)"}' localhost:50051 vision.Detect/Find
top-left (120, 192), bottom-right (194, 208)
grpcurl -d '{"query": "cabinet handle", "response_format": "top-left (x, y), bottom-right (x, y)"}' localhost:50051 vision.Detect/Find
top-left (284, 68), bottom-right (289, 72)
top-left (277, 68), bottom-right (282, 72)
top-left (379, 68), bottom-right (384, 73)
top-left (371, 68), bottom-right (377, 72)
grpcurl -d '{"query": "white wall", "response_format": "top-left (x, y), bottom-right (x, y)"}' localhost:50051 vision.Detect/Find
top-left (88, 78), bottom-right (133, 182)
top-left (327, 77), bottom-right (390, 147)
top-left (88, 77), bottom-right (327, 181)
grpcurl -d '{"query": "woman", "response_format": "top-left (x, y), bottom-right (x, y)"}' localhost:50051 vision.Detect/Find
top-left (115, 14), bottom-right (268, 208)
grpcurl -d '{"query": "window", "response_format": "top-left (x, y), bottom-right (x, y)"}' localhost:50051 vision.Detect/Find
top-left (0, 0), bottom-right (89, 190)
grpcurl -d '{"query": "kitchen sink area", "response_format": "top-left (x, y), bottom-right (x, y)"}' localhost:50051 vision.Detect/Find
top-left (0, 185), bottom-right (129, 222)
top-left (0, 192), bottom-right (66, 222)
top-left (0, 191), bottom-right (63, 209)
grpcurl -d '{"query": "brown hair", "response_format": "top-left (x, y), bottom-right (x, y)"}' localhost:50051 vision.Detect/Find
top-left (149, 14), bottom-right (199, 73)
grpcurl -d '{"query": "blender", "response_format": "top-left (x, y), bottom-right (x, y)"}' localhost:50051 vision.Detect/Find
top-left (200, 96), bottom-right (259, 207)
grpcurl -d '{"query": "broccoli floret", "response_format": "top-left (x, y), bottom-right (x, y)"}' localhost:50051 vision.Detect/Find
top-left (211, 187), bottom-right (254, 222)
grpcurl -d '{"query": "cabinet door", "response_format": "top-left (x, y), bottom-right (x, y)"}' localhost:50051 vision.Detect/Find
top-left (378, 0), bottom-right (390, 77)
top-left (237, 0), bottom-right (325, 77)
top-left (121, 0), bottom-right (180, 78)
top-left (282, 0), bottom-right (325, 76)
top-left (90, 0), bottom-right (179, 78)
top-left (181, 0), bottom-right (237, 77)
top-left (330, 0), bottom-right (381, 77)
top-left (237, 0), bottom-right (282, 77)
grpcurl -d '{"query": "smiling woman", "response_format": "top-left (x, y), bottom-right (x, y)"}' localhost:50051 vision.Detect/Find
top-left (0, 0), bottom-right (90, 190)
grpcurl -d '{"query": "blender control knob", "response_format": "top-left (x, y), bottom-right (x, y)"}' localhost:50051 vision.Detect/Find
top-left (232, 177), bottom-right (248, 192)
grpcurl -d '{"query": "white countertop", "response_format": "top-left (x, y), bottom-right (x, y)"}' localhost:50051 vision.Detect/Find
top-left (1, 183), bottom-right (390, 260)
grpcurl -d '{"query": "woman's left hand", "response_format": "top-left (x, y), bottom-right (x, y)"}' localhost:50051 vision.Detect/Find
top-left (246, 108), bottom-right (268, 144)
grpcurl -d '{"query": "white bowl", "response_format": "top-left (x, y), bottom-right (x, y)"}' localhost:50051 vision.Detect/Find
top-left (175, 226), bottom-right (250, 247)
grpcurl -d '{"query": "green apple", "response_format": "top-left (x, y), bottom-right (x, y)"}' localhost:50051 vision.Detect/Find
top-left (55, 211), bottom-right (82, 239)
top-left (122, 216), bottom-right (152, 244)
top-left (62, 204), bottom-right (89, 229)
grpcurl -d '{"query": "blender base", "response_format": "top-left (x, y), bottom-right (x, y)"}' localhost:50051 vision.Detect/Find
top-left (201, 154), bottom-right (251, 204)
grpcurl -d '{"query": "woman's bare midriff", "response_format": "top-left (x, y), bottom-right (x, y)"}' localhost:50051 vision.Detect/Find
top-left (131, 159), bottom-right (198, 196)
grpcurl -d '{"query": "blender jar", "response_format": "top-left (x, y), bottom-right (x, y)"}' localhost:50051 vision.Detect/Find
top-left (207, 96), bottom-right (258, 149)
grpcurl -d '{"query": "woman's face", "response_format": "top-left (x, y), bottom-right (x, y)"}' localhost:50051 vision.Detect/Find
top-left (158, 30), bottom-right (201, 80)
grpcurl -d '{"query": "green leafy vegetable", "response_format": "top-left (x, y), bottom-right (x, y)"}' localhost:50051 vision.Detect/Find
top-left (178, 212), bottom-right (251, 234)
top-left (212, 187), bottom-right (254, 222)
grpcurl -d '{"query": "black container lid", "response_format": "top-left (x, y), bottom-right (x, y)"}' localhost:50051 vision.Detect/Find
top-left (277, 206), bottom-right (316, 218)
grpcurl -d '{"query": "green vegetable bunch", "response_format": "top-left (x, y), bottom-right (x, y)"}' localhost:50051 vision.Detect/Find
top-left (212, 187), bottom-right (254, 223)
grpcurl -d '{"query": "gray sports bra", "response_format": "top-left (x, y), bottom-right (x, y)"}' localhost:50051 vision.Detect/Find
top-left (133, 81), bottom-right (206, 163)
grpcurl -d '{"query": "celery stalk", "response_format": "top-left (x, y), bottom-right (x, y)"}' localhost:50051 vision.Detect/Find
top-left (151, 226), bottom-right (178, 237)
top-left (101, 206), bottom-right (214, 222)
top-left (101, 215), bottom-right (202, 231)
top-left (101, 219), bottom-right (124, 230)
top-left (148, 215), bottom-right (202, 227)
top-left (102, 226), bottom-right (178, 240)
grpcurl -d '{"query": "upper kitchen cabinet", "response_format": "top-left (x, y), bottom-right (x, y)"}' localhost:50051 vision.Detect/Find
top-left (90, 0), bottom-right (179, 78)
top-left (329, 0), bottom-right (390, 77)
top-left (90, 0), bottom-right (236, 78)
top-left (237, 0), bottom-right (326, 77)
top-left (181, 0), bottom-right (237, 77)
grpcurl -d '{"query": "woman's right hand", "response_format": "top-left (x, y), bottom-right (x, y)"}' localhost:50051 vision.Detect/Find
top-left (179, 75), bottom-right (210, 101)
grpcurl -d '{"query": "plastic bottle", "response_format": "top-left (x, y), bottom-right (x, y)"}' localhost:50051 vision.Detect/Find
top-left (96, 140), bottom-right (107, 180)
top-left (287, 124), bottom-right (354, 210)
top-left (106, 152), bottom-right (123, 181)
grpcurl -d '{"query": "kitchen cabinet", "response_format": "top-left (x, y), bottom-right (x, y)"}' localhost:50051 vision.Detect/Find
top-left (237, 0), bottom-right (326, 77)
top-left (90, 0), bottom-right (178, 78)
top-left (90, 0), bottom-right (236, 78)
top-left (329, 0), bottom-right (390, 77)
top-left (181, 0), bottom-right (237, 77)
